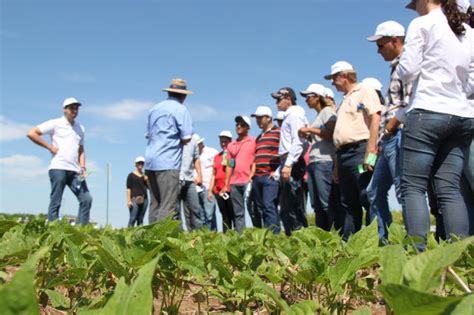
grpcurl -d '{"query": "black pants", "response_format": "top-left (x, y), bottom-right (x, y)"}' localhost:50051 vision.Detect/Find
top-left (215, 193), bottom-right (235, 232)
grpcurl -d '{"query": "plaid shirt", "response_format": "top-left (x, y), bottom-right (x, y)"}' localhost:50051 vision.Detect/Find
top-left (379, 56), bottom-right (412, 140)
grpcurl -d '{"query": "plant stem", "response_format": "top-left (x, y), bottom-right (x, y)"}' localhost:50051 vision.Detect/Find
top-left (447, 266), bottom-right (471, 293)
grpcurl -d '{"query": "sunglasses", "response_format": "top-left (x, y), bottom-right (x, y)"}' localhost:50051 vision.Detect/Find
top-left (376, 39), bottom-right (391, 49)
top-left (236, 122), bottom-right (248, 128)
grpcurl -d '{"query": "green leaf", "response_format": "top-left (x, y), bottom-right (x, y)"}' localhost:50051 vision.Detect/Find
top-left (380, 245), bottom-right (406, 284)
top-left (79, 256), bottom-right (158, 315)
top-left (388, 222), bottom-right (407, 245)
top-left (43, 289), bottom-right (69, 309)
top-left (283, 300), bottom-right (321, 315)
top-left (0, 247), bottom-right (49, 315)
top-left (451, 294), bottom-right (474, 315)
top-left (352, 306), bottom-right (372, 315)
top-left (379, 284), bottom-right (464, 315)
top-left (403, 237), bottom-right (474, 291)
top-left (0, 220), bottom-right (20, 237)
top-left (96, 245), bottom-right (129, 281)
top-left (45, 268), bottom-right (87, 288)
top-left (345, 220), bottom-right (379, 256)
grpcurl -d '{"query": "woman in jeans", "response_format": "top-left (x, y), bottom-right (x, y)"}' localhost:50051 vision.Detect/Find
top-left (397, 0), bottom-right (473, 249)
top-left (126, 156), bottom-right (149, 227)
top-left (298, 83), bottom-right (339, 231)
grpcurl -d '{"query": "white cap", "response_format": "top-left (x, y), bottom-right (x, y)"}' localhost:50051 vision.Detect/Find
top-left (367, 21), bottom-right (405, 42)
top-left (219, 130), bottom-right (233, 139)
top-left (274, 111), bottom-right (286, 121)
top-left (235, 115), bottom-right (252, 129)
top-left (457, 0), bottom-right (471, 13)
top-left (324, 88), bottom-right (335, 99)
top-left (63, 97), bottom-right (81, 108)
top-left (300, 83), bottom-right (326, 97)
top-left (251, 106), bottom-right (273, 117)
top-left (362, 77), bottom-right (383, 92)
top-left (135, 156), bottom-right (145, 163)
top-left (324, 61), bottom-right (355, 80)
top-left (193, 133), bottom-right (205, 144)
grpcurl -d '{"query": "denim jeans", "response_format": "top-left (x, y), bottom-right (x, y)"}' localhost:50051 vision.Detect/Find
top-left (48, 169), bottom-right (93, 225)
top-left (230, 183), bottom-right (249, 232)
top-left (178, 181), bottom-right (203, 231)
top-left (307, 161), bottom-right (338, 231)
top-left (366, 131), bottom-right (402, 240)
top-left (279, 157), bottom-right (308, 236)
top-left (247, 188), bottom-right (262, 228)
top-left (252, 175), bottom-right (281, 234)
top-left (400, 109), bottom-right (473, 250)
top-left (336, 141), bottom-right (373, 240)
top-left (128, 196), bottom-right (148, 227)
top-left (198, 189), bottom-right (217, 231)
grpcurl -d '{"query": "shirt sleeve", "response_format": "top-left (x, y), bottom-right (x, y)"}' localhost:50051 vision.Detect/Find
top-left (397, 18), bottom-right (425, 84)
top-left (126, 174), bottom-right (132, 189)
top-left (37, 119), bottom-right (56, 135)
top-left (361, 88), bottom-right (383, 115)
top-left (177, 107), bottom-right (193, 140)
top-left (285, 114), bottom-right (307, 167)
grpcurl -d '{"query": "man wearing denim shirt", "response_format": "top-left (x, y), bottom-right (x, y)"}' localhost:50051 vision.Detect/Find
top-left (145, 78), bottom-right (193, 224)
top-left (366, 21), bottom-right (412, 241)
top-left (271, 87), bottom-right (309, 235)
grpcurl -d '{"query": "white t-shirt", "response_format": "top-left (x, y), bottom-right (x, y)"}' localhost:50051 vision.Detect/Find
top-left (37, 116), bottom-right (85, 172)
top-left (195, 145), bottom-right (219, 192)
top-left (397, 8), bottom-right (473, 117)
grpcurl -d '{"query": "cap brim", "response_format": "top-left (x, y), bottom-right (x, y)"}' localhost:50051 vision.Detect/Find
top-left (271, 92), bottom-right (282, 99)
top-left (367, 35), bottom-right (383, 42)
top-left (405, 1), bottom-right (416, 10)
top-left (323, 74), bottom-right (333, 80)
top-left (162, 88), bottom-right (193, 94)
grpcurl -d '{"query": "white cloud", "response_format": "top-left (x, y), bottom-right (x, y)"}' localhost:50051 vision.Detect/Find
top-left (0, 154), bottom-right (47, 178)
top-left (0, 116), bottom-right (32, 142)
top-left (86, 99), bottom-right (153, 120)
top-left (187, 103), bottom-right (229, 122)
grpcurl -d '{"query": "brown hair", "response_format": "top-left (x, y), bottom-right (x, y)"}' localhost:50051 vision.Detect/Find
top-left (440, 0), bottom-right (466, 35)
top-left (343, 71), bottom-right (358, 83)
top-left (467, 6), bottom-right (474, 27)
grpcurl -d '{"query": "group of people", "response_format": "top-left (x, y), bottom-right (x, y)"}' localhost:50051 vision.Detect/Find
top-left (28, 0), bottom-right (473, 250)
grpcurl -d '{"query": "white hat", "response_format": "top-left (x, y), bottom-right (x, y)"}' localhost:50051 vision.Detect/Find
top-left (219, 130), bottom-right (233, 139)
top-left (135, 156), bottom-right (145, 163)
top-left (324, 88), bottom-right (335, 99)
top-left (251, 106), bottom-right (273, 117)
top-left (362, 77), bottom-right (384, 92)
top-left (457, 0), bottom-right (471, 13)
top-left (63, 97), bottom-right (81, 108)
top-left (324, 61), bottom-right (355, 80)
top-left (300, 83), bottom-right (326, 97)
top-left (274, 111), bottom-right (286, 121)
top-left (367, 21), bottom-right (405, 42)
top-left (235, 115), bottom-right (252, 129)
top-left (193, 133), bottom-right (205, 144)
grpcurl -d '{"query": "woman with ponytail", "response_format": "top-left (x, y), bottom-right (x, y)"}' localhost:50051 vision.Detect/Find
top-left (397, 0), bottom-right (474, 250)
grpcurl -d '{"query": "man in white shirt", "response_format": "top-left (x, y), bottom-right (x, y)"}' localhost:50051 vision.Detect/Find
top-left (27, 97), bottom-right (93, 224)
top-left (195, 136), bottom-right (219, 231)
top-left (271, 87), bottom-right (309, 235)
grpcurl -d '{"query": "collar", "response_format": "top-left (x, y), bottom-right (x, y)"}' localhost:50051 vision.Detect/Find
top-left (344, 83), bottom-right (362, 98)
top-left (62, 116), bottom-right (75, 126)
top-left (390, 55), bottom-right (401, 68)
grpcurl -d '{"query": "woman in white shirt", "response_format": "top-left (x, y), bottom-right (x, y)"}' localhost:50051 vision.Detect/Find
top-left (397, 0), bottom-right (473, 249)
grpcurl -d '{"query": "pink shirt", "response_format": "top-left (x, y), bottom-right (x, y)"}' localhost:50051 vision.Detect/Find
top-left (227, 136), bottom-right (256, 185)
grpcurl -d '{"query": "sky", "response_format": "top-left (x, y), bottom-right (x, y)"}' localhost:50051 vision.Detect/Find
top-left (0, 0), bottom-right (417, 227)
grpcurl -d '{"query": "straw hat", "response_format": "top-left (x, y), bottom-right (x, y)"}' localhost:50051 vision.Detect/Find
top-left (162, 78), bottom-right (193, 95)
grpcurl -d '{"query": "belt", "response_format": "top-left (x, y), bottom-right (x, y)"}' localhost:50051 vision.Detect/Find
top-left (336, 139), bottom-right (367, 153)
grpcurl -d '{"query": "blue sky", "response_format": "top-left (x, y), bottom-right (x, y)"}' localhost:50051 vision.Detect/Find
top-left (1, 0), bottom-right (416, 227)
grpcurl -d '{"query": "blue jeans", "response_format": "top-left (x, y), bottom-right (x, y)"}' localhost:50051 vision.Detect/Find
top-left (307, 161), bottom-right (339, 231)
top-left (230, 184), bottom-right (249, 232)
top-left (367, 131), bottom-right (402, 240)
top-left (252, 175), bottom-right (281, 234)
top-left (128, 196), bottom-right (148, 227)
top-left (401, 109), bottom-right (473, 250)
top-left (178, 181), bottom-right (203, 231)
top-left (279, 157), bottom-right (308, 236)
top-left (48, 169), bottom-right (93, 225)
top-left (336, 141), bottom-right (373, 240)
top-left (198, 189), bottom-right (217, 231)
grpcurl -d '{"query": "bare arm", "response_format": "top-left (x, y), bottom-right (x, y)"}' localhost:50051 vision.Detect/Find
top-left (78, 145), bottom-right (86, 170)
top-left (299, 120), bottom-right (335, 141)
top-left (249, 162), bottom-right (256, 179)
top-left (194, 158), bottom-right (203, 186)
top-left (221, 165), bottom-right (233, 194)
top-left (26, 127), bottom-right (57, 154)
top-left (207, 169), bottom-right (216, 202)
top-left (181, 138), bottom-right (191, 145)
top-left (365, 112), bottom-right (381, 171)
top-left (127, 188), bottom-right (132, 208)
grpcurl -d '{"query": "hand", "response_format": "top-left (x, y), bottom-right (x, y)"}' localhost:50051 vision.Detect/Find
top-left (207, 193), bottom-right (213, 202)
top-left (127, 200), bottom-right (132, 208)
top-left (80, 167), bottom-right (88, 178)
top-left (219, 186), bottom-right (228, 195)
top-left (363, 148), bottom-right (378, 172)
top-left (49, 145), bottom-right (58, 155)
top-left (281, 166), bottom-right (292, 182)
top-left (332, 168), bottom-right (339, 184)
top-left (194, 175), bottom-right (203, 186)
top-left (298, 127), bottom-right (309, 138)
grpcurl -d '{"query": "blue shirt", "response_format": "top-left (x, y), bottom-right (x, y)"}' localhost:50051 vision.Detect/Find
top-left (145, 97), bottom-right (193, 171)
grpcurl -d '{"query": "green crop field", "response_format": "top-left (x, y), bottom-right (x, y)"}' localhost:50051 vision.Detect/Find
top-left (0, 215), bottom-right (473, 314)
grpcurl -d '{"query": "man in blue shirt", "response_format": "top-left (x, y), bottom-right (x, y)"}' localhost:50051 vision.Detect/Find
top-left (145, 78), bottom-right (193, 224)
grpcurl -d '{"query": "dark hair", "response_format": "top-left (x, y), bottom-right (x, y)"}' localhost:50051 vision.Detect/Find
top-left (441, 0), bottom-right (466, 35)
top-left (168, 92), bottom-right (186, 101)
top-left (318, 95), bottom-right (331, 108)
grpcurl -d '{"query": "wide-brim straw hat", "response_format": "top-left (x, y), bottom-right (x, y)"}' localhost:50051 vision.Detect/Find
top-left (162, 78), bottom-right (193, 95)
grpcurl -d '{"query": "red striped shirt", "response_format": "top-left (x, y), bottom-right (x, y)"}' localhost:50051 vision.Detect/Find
top-left (255, 126), bottom-right (281, 176)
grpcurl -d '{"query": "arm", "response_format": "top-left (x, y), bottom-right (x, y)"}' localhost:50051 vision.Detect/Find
top-left (194, 158), bottom-right (203, 186)
top-left (397, 19), bottom-right (424, 84)
top-left (365, 112), bottom-right (381, 172)
top-left (127, 188), bottom-right (132, 208)
top-left (221, 165), bottom-right (233, 194)
top-left (177, 108), bottom-right (193, 145)
top-left (26, 127), bottom-right (57, 154)
top-left (78, 145), bottom-right (86, 174)
top-left (299, 120), bottom-right (335, 141)
top-left (207, 169), bottom-right (216, 202)
top-left (249, 162), bottom-right (256, 179)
